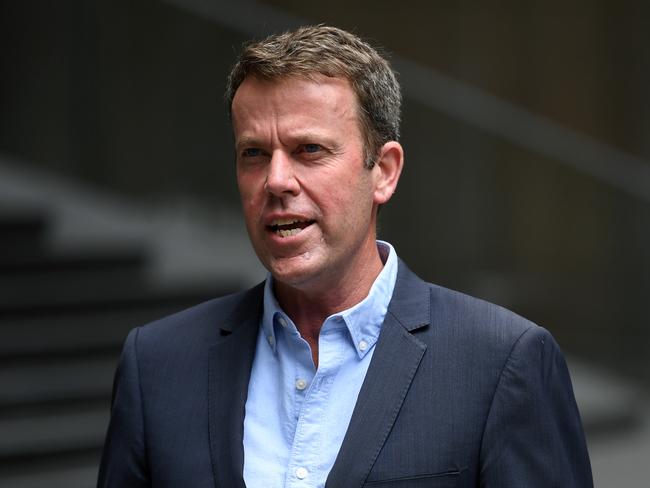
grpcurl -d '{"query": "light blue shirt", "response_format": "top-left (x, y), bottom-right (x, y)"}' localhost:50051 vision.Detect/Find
top-left (243, 241), bottom-right (398, 488)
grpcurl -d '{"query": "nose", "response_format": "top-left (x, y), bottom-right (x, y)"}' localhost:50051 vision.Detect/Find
top-left (264, 151), bottom-right (300, 197)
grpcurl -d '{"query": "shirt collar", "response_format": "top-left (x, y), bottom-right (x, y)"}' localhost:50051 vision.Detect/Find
top-left (262, 240), bottom-right (398, 358)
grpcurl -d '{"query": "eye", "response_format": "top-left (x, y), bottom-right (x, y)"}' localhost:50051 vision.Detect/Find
top-left (242, 148), bottom-right (262, 157)
top-left (297, 144), bottom-right (323, 155)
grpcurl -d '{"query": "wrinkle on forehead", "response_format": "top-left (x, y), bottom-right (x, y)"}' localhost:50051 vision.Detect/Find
top-left (231, 75), bottom-right (361, 144)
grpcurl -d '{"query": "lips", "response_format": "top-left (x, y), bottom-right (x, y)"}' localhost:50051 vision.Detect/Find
top-left (268, 218), bottom-right (315, 238)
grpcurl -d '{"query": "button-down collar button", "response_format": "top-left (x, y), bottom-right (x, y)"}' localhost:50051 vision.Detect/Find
top-left (295, 378), bottom-right (307, 390)
top-left (358, 340), bottom-right (368, 351)
top-left (267, 335), bottom-right (275, 347)
top-left (278, 316), bottom-right (288, 328)
top-left (295, 467), bottom-right (308, 479)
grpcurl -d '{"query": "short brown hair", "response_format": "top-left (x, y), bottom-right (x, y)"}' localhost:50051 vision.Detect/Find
top-left (225, 25), bottom-right (401, 168)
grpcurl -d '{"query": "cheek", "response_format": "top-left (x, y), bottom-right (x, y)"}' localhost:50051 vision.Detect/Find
top-left (237, 173), bottom-right (262, 205)
top-left (322, 188), bottom-right (372, 228)
top-left (237, 185), bottom-right (260, 231)
top-left (236, 170), bottom-right (250, 195)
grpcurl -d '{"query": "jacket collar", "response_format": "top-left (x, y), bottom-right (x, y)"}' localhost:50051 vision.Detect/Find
top-left (386, 258), bottom-right (431, 332)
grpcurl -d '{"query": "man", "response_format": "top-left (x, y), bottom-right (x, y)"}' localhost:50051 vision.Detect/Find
top-left (98, 25), bottom-right (593, 487)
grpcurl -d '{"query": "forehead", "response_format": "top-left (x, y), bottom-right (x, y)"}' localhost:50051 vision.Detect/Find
top-left (231, 75), bottom-right (360, 135)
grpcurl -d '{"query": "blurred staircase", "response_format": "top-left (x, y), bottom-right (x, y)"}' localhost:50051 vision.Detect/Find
top-left (0, 206), bottom-right (239, 488)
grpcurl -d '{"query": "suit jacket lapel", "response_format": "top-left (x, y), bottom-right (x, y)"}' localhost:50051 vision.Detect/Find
top-left (208, 283), bottom-right (264, 488)
top-left (326, 260), bottom-right (431, 488)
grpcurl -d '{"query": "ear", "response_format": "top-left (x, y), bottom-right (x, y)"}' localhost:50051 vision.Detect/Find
top-left (373, 141), bottom-right (404, 205)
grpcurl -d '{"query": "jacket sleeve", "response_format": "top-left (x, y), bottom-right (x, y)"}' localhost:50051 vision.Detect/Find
top-left (97, 327), bottom-right (150, 487)
top-left (479, 326), bottom-right (593, 487)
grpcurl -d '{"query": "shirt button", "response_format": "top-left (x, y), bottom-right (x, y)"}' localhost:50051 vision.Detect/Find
top-left (295, 467), bottom-right (308, 479)
top-left (358, 340), bottom-right (368, 351)
top-left (295, 378), bottom-right (307, 390)
top-left (267, 335), bottom-right (275, 346)
top-left (278, 316), bottom-right (288, 328)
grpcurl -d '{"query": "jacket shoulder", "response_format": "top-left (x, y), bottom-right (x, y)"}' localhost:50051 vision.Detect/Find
top-left (134, 282), bottom-right (264, 350)
top-left (394, 259), bottom-right (539, 349)
top-left (422, 281), bottom-right (551, 365)
top-left (429, 282), bottom-right (536, 332)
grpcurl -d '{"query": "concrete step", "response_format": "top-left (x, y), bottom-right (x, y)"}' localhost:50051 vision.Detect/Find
top-left (0, 247), bottom-right (144, 272)
top-left (0, 404), bottom-right (108, 461)
top-left (0, 209), bottom-right (48, 257)
top-left (0, 356), bottom-right (116, 408)
top-left (0, 248), bottom-right (149, 308)
top-left (0, 400), bottom-right (105, 486)
top-left (0, 297), bottom-right (210, 358)
top-left (0, 283), bottom-right (231, 320)
top-left (0, 463), bottom-right (99, 488)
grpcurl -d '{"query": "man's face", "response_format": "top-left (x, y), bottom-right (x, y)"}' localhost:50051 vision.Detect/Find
top-left (232, 75), bottom-right (381, 290)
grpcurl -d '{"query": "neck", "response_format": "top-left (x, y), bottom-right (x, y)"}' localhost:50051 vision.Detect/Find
top-left (273, 238), bottom-right (384, 367)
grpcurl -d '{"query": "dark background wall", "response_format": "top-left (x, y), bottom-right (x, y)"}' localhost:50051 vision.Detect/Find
top-left (0, 1), bottom-right (241, 201)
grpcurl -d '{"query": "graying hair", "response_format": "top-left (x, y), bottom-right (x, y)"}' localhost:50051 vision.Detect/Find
top-left (225, 25), bottom-right (401, 168)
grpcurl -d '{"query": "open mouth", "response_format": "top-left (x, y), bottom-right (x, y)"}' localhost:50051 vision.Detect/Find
top-left (268, 218), bottom-right (315, 238)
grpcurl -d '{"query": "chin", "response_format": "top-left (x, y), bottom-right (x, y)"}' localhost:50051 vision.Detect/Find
top-left (268, 266), bottom-right (313, 288)
top-left (265, 256), bottom-right (324, 289)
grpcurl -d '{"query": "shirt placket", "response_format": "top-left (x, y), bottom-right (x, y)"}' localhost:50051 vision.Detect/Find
top-left (285, 320), bottom-right (344, 487)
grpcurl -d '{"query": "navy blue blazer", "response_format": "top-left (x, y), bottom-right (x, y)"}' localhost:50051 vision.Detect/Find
top-left (98, 260), bottom-right (593, 487)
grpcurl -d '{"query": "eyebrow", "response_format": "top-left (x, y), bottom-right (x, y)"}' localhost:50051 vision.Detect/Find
top-left (235, 136), bottom-right (263, 152)
top-left (236, 131), bottom-right (338, 151)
